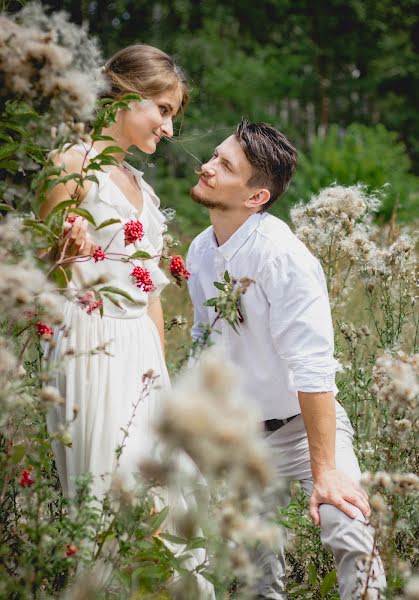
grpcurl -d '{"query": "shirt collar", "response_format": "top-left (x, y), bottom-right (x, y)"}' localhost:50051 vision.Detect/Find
top-left (212, 212), bottom-right (263, 261)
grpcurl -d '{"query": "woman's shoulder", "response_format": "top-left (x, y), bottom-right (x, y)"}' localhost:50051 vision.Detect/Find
top-left (49, 143), bottom-right (96, 174)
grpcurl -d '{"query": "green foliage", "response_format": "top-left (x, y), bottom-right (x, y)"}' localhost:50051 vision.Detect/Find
top-left (281, 124), bottom-right (419, 222)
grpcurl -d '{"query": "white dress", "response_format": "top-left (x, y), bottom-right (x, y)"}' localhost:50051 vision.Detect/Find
top-left (47, 145), bottom-right (171, 500)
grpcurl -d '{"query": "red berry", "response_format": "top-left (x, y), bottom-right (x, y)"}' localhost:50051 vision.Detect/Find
top-left (92, 247), bottom-right (106, 262)
top-left (130, 266), bottom-right (155, 293)
top-left (169, 255), bottom-right (190, 285)
top-left (124, 220), bottom-right (144, 246)
top-left (19, 470), bottom-right (35, 488)
top-left (36, 322), bottom-right (54, 337)
top-left (66, 544), bottom-right (78, 557)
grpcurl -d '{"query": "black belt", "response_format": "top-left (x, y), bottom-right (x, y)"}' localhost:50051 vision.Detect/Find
top-left (263, 414), bottom-right (299, 432)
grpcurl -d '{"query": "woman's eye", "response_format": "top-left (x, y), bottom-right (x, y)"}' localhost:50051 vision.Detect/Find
top-left (159, 106), bottom-right (168, 115)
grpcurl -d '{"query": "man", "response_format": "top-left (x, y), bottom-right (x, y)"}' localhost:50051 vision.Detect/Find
top-left (186, 119), bottom-right (386, 599)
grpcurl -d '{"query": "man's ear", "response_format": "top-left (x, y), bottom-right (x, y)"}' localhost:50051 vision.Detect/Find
top-left (245, 188), bottom-right (270, 210)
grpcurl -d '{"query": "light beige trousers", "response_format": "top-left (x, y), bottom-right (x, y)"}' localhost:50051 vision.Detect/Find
top-left (255, 402), bottom-right (386, 600)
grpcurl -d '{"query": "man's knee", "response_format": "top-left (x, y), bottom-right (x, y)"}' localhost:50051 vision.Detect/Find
top-left (319, 503), bottom-right (374, 553)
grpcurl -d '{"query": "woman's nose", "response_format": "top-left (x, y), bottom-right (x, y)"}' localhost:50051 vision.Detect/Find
top-left (161, 118), bottom-right (173, 138)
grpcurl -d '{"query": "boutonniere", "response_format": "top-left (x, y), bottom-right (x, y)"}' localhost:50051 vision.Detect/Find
top-left (204, 271), bottom-right (254, 333)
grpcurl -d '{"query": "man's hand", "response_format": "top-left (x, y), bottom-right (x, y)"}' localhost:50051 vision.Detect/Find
top-left (61, 216), bottom-right (96, 259)
top-left (310, 468), bottom-right (371, 525)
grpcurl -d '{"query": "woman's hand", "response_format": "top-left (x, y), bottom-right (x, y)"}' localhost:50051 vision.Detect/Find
top-left (60, 216), bottom-right (96, 260)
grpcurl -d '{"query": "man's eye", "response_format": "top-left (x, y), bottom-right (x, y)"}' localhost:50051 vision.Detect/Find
top-left (223, 162), bottom-right (231, 171)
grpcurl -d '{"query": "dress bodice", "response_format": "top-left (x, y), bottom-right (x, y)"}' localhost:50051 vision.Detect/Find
top-left (69, 145), bottom-right (169, 318)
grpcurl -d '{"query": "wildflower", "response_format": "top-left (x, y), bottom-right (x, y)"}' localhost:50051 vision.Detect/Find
top-left (77, 292), bottom-right (103, 314)
top-left (91, 247), bottom-right (106, 262)
top-left (124, 220), bottom-right (144, 246)
top-left (19, 469), bottom-right (35, 488)
top-left (130, 266), bottom-right (155, 293)
top-left (36, 321), bottom-right (54, 338)
top-left (66, 215), bottom-right (77, 224)
top-left (155, 348), bottom-right (273, 492)
top-left (170, 255), bottom-right (190, 285)
top-left (65, 544), bottom-right (78, 557)
top-left (40, 385), bottom-right (64, 405)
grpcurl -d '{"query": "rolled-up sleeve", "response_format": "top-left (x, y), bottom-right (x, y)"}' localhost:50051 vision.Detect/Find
top-left (262, 253), bottom-right (339, 393)
top-left (186, 242), bottom-right (209, 343)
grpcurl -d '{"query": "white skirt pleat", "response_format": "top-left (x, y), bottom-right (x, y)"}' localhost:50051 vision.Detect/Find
top-left (47, 300), bottom-right (169, 500)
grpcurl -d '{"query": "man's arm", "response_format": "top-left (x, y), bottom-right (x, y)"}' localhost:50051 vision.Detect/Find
top-left (298, 390), bottom-right (370, 525)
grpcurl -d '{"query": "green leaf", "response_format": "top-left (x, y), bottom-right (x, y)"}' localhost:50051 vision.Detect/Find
top-left (149, 506), bottom-right (169, 532)
top-left (130, 250), bottom-right (152, 259)
top-left (99, 145), bottom-right (126, 156)
top-left (70, 208), bottom-right (96, 226)
top-left (224, 270), bottom-right (231, 283)
top-left (321, 570), bottom-right (337, 597)
top-left (159, 532), bottom-right (187, 545)
top-left (23, 219), bottom-right (57, 241)
top-left (308, 561), bottom-right (317, 586)
top-left (98, 286), bottom-right (137, 303)
top-left (95, 218), bottom-right (121, 231)
top-left (186, 537), bottom-right (207, 550)
top-left (84, 174), bottom-right (99, 184)
top-left (11, 444), bottom-right (26, 465)
top-left (51, 266), bottom-right (72, 288)
top-left (0, 141), bottom-right (19, 160)
top-left (0, 203), bottom-right (15, 211)
top-left (0, 160), bottom-right (20, 171)
top-left (203, 298), bottom-right (217, 307)
top-left (102, 293), bottom-right (124, 310)
top-left (91, 134), bottom-right (116, 141)
top-left (48, 199), bottom-right (79, 216)
top-left (214, 282), bottom-right (226, 291)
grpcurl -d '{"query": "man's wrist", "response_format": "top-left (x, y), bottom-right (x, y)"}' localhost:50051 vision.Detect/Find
top-left (311, 463), bottom-right (336, 481)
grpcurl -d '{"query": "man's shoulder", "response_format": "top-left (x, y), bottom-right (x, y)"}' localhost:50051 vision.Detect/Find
top-left (256, 213), bottom-right (314, 260)
top-left (188, 226), bottom-right (213, 261)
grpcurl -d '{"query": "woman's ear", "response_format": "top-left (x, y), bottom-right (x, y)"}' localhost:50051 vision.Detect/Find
top-left (245, 188), bottom-right (270, 210)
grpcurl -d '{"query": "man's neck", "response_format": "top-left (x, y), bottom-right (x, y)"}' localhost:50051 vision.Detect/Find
top-left (210, 209), bottom-right (257, 246)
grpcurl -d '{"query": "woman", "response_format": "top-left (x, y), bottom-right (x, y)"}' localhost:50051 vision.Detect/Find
top-left (40, 44), bottom-right (188, 500)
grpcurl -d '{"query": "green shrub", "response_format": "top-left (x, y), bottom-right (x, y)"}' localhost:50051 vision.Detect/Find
top-left (276, 123), bottom-right (419, 222)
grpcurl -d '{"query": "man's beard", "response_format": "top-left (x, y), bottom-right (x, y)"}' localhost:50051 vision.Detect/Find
top-left (190, 184), bottom-right (229, 211)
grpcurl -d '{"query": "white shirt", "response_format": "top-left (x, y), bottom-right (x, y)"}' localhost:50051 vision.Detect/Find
top-left (186, 212), bottom-right (339, 420)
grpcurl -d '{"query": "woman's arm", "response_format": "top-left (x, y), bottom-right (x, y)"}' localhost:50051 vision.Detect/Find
top-left (39, 149), bottom-right (96, 258)
top-left (148, 296), bottom-right (165, 355)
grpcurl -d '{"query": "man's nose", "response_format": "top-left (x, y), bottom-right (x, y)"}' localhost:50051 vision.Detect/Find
top-left (201, 161), bottom-right (215, 176)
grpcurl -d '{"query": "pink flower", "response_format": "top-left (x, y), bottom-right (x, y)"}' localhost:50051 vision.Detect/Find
top-left (19, 469), bottom-right (35, 488)
top-left (66, 215), bottom-right (77, 224)
top-left (170, 255), bottom-right (190, 286)
top-left (124, 220), bottom-right (144, 246)
top-left (92, 247), bottom-right (106, 262)
top-left (130, 266), bottom-right (155, 293)
top-left (65, 544), bottom-right (78, 557)
top-left (36, 322), bottom-right (54, 338)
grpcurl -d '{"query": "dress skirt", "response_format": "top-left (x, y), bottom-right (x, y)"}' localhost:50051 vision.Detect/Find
top-left (47, 299), bottom-right (169, 500)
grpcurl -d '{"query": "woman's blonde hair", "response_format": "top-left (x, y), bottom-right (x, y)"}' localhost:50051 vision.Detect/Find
top-left (103, 44), bottom-right (189, 113)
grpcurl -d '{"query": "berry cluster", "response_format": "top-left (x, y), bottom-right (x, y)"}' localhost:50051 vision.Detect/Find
top-left (36, 322), bottom-right (54, 337)
top-left (170, 255), bottom-right (190, 286)
top-left (124, 220), bottom-right (144, 246)
top-left (19, 469), bottom-right (34, 488)
top-left (77, 292), bottom-right (103, 315)
top-left (92, 247), bottom-right (106, 262)
top-left (66, 544), bottom-right (78, 557)
top-left (130, 266), bottom-right (155, 293)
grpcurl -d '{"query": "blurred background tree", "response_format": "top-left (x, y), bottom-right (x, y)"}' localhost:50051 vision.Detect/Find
top-left (8, 0), bottom-right (418, 230)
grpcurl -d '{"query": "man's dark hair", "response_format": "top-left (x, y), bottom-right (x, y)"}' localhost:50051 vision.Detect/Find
top-left (235, 118), bottom-right (297, 211)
